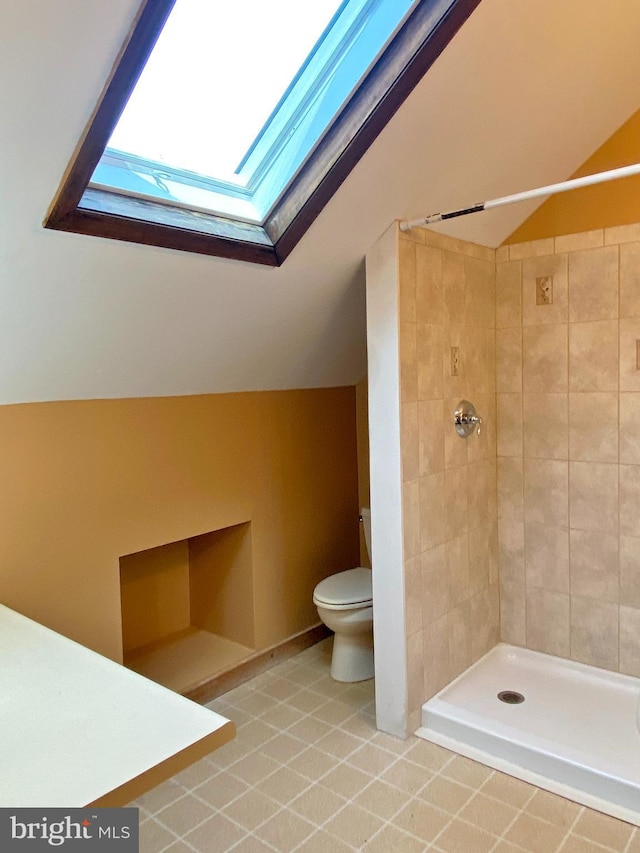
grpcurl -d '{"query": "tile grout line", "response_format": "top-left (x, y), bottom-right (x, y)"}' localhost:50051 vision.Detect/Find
top-left (173, 676), bottom-right (380, 848)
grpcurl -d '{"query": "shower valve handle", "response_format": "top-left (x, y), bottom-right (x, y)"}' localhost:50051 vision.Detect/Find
top-left (457, 413), bottom-right (482, 435)
top-left (454, 401), bottom-right (483, 438)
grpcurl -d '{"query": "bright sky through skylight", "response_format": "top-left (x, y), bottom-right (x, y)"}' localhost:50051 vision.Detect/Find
top-left (109, 0), bottom-right (343, 183)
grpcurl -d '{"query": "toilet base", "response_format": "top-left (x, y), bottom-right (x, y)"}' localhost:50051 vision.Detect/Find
top-left (330, 631), bottom-right (374, 682)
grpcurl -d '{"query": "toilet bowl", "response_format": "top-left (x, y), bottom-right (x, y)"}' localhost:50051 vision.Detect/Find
top-left (313, 509), bottom-right (373, 682)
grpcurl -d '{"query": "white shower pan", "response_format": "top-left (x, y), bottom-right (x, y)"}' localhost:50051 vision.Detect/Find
top-left (417, 643), bottom-right (640, 826)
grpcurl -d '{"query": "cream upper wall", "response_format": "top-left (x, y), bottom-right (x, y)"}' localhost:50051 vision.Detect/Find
top-left (3, 1), bottom-right (640, 402)
top-left (0, 389), bottom-right (359, 661)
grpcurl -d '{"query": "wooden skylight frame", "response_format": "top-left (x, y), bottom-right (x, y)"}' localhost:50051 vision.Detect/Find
top-left (44, 0), bottom-right (481, 267)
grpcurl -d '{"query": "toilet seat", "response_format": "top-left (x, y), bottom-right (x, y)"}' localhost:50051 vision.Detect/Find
top-left (313, 567), bottom-right (372, 611)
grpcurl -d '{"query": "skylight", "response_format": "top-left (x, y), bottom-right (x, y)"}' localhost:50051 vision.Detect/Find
top-left (91, 0), bottom-right (418, 223)
top-left (45, 0), bottom-right (480, 265)
top-left (107, 0), bottom-right (343, 184)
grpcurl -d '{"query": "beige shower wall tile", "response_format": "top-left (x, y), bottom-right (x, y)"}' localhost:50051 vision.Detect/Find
top-left (457, 327), bottom-right (494, 398)
top-left (403, 478), bottom-right (421, 559)
top-left (407, 227), bottom-right (428, 247)
top-left (500, 575), bottom-right (526, 646)
top-left (522, 253), bottom-right (568, 326)
top-left (467, 393), bottom-right (495, 464)
top-left (465, 256), bottom-right (495, 328)
top-left (496, 327), bottom-right (522, 392)
top-left (526, 588), bottom-right (570, 657)
top-left (569, 461), bottom-right (618, 534)
top-left (498, 520), bottom-right (524, 582)
top-left (619, 464), bottom-right (640, 537)
top-left (407, 628), bottom-right (425, 719)
top-left (620, 393), bottom-right (640, 463)
top-left (523, 324), bottom-right (568, 392)
top-left (442, 250), bottom-right (466, 327)
top-left (619, 536), bottom-right (640, 610)
top-left (569, 392), bottom-right (618, 463)
top-left (620, 319), bottom-right (640, 392)
top-left (418, 399), bottom-right (444, 476)
top-left (619, 242), bottom-right (640, 318)
top-left (554, 230), bottom-right (603, 253)
top-left (399, 237), bottom-right (417, 322)
top-left (523, 393), bottom-right (568, 460)
top-left (421, 544), bottom-right (450, 624)
top-left (484, 328), bottom-right (497, 394)
top-left (444, 397), bottom-right (468, 469)
top-left (467, 459), bottom-right (496, 529)
top-left (446, 534), bottom-right (470, 609)
top-left (569, 320), bottom-right (619, 392)
top-left (466, 242), bottom-right (496, 263)
top-left (570, 596), bottom-right (618, 670)
top-left (497, 393), bottom-right (522, 457)
top-left (469, 583), bottom-right (500, 662)
top-left (620, 606), bottom-right (640, 677)
top-left (495, 245), bottom-right (509, 263)
top-left (525, 523), bottom-right (569, 593)
top-left (422, 615), bottom-right (449, 702)
top-left (568, 245), bottom-right (618, 322)
top-left (496, 260), bottom-right (522, 328)
top-left (448, 601), bottom-right (472, 678)
top-left (417, 324), bottom-right (444, 400)
top-left (497, 456), bottom-right (523, 520)
top-left (508, 238), bottom-right (554, 261)
top-left (420, 471), bottom-right (445, 550)
top-left (443, 325), bottom-right (466, 400)
top-left (416, 243), bottom-right (443, 325)
top-left (524, 458), bottom-right (568, 527)
top-left (401, 402), bottom-right (419, 481)
top-left (469, 328), bottom-right (496, 396)
top-left (423, 229), bottom-right (493, 260)
top-left (423, 614), bottom-right (451, 699)
top-left (400, 227), bottom-right (423, 245)
top-left (445, 466), bottom-right (468, 540)
top-left (400, 321), bottom-right (418, 402)
top-left (605, 222), bottom-right (640, 245)
top-left (570, 529), bottom-right (619, 604)
top-left (405, 554), bottom-right (422, 637)
top-left (469, 521), bottom-right (498, 593)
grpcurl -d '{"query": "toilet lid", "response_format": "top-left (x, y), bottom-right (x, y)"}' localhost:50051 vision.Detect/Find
top-left (313, 568), bottom-right (372, 607)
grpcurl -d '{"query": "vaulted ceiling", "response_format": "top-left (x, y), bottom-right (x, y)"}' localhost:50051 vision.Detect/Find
top-left (3, 0), bottom-right (640, 404)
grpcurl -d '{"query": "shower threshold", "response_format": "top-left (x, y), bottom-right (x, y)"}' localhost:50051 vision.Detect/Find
top-left (416, 643), bottom-right (640, 826)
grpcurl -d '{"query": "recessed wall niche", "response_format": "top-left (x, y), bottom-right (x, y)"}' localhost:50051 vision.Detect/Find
top-left (120, 522), bottom-right (254, 694)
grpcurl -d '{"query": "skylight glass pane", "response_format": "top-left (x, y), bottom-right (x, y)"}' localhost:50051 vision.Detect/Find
top-left (90, 0), bottom-right (420, 223)
top-left (108, 0), bottom-right (343, 183)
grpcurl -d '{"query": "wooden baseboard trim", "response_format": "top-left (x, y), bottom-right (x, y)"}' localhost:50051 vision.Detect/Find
top-left (183, 623), bottom-right (332, 705)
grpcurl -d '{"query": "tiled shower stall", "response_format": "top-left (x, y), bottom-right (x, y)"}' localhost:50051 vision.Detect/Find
top-left (366, 221), bottom-right (640, 737)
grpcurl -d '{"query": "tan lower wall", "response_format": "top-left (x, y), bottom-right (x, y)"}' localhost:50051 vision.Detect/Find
top-left (0, 388), bottom-right (359, 661)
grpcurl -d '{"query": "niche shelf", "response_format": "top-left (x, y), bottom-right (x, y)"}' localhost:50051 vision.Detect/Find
top-left (120, 522), bottom-right (255, 694)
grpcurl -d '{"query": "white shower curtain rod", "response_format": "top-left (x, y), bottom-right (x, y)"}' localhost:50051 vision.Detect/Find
top-left (398, 162), bottom-right (640, 231)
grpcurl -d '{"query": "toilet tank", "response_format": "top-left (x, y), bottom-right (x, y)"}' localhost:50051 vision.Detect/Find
top-left (360, 508), bottom-right (371, 563)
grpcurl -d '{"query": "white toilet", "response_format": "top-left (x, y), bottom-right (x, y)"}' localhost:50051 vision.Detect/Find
top-left (313, 508), bottom-right (374, 682)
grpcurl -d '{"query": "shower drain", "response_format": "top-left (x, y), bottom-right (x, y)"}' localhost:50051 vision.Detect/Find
top-left (497, 690), bottom-right (525, 704)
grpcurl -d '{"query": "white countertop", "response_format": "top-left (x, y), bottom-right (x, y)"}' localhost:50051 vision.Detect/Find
top-left (0, 604), bottom-right (234, 807)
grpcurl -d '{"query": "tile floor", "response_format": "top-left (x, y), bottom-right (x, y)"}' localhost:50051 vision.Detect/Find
top-left (131, 639), bottom-right (640, 852)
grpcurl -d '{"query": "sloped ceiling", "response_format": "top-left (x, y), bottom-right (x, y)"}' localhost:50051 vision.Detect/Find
top-left (2, 0), bottom-right (640, 404)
